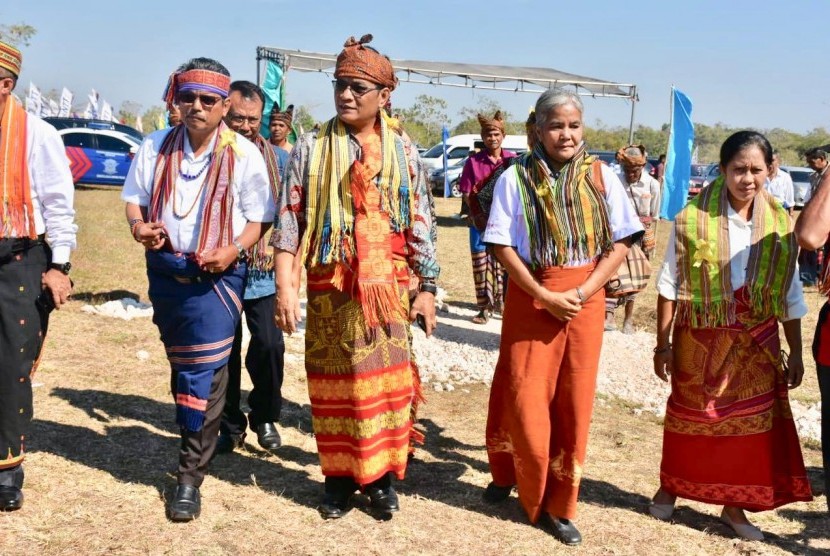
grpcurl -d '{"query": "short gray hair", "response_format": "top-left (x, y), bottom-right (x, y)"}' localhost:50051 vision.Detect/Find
top-left (535, 90), bottom-right (584, 127)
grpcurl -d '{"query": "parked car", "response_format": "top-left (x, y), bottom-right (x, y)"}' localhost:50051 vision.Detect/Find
top-left (780, 166), bottom-right (813, 208)
top-left (430, 156), bottom-right (467, 198)
top-left (58, 128), bottom-right (141, 187)
top-left (701, 163), bottom-right (720, 188)
top-left (421, 134), bottom-right (528, 173)
top-left (688, 163), bottom-right (710, 197)
top-left (430, 149), bottom-right (529, 198)
top-left (45, 117), bottom-right (144, 143)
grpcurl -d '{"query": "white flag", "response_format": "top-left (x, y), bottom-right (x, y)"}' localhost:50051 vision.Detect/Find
top-left (26, 82), bottom-right (42, 116)
top-left (135, 113), bottom-right (144, 134)
top-left (88, 89), bottom-right (99, 119)
top-left (83, 102), bottom-right (94, 119)
top-left (49, 99), bottom-right (59, 118)
top-left (40, 97), bottom-right (52, 117)
top-left (100, 100), bottom-right (113, 122)
top-left (59, 87), bottom-right (73, 117)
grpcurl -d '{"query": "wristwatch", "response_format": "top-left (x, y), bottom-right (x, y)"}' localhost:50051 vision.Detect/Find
top-left (49, 262), bottom-right (72, 275)
top-left (419, 278), bottom-right (437, 295)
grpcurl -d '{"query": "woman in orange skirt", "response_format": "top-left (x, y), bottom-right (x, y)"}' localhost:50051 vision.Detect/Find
top-left (650, 131), bottom-right (812, 541)
top-left (482, 90), bottom-right (643, 546)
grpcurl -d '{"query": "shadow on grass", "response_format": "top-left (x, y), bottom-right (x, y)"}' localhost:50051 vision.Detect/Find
top-left (72, 290), bottom-right (142, 303)
top-left (38, 388), bottom-right (324, 511)
top-left (435, 214), bottom-right (467, 229)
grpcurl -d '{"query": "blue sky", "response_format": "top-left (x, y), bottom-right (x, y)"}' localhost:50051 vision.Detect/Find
top-left (5, 0), bottom-right (829, 138)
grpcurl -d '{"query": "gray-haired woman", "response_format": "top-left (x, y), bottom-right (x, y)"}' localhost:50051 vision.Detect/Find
top-left (482, 91), bottom-right (643, 546)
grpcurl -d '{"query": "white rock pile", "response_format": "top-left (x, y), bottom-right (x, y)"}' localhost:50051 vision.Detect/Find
top-left (81, 298), bottom-right (153, 320)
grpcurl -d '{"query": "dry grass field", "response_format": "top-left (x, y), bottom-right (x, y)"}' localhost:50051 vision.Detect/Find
top-left (1, 190), bottom-right (828, 555)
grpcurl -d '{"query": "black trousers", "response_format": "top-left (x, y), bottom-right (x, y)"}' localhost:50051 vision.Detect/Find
top-left (0, 242), bottom-right (50, 488)
top-left (220, 293), bottom-right (285, 437)
top-left (813, 303), bottom-right (830, 503)
top-left (799, 248), bottom-right (819, 284)
top-left (171, 363), bottom-right (228, 487)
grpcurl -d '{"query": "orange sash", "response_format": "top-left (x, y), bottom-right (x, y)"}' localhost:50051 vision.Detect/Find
top-left (0, 99), bottom-right (35, 238)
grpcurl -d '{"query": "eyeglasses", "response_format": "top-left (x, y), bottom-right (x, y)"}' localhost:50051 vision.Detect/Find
top-left (177, 91), bottom-right (223, 109)
top-left (331, 79), bottom-right (383, 98)
top-left (228, 114), bottom-right (261, 126)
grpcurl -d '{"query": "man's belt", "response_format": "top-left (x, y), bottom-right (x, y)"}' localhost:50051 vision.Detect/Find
top-left (0, 234), bottom-right (46, 264)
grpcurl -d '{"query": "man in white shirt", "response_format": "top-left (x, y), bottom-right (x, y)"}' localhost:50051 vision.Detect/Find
top-left (765, 151), bottom-right (795, 215)
top-left (606, 145), bottom-right (660, 334)
top-left (0, 40), bottom-right (77, 512)
top-left (122, 57), bottom-right (273, 522)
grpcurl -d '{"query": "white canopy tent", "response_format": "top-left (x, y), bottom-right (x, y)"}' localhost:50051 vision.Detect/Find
top-left (256, 46), bottom-right (639, 140)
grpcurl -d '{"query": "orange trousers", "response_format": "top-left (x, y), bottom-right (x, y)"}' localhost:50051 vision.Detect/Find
top-left (486, 264), bottom-right (604, 522)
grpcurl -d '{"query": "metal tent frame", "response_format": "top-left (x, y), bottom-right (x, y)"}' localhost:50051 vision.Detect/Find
top-left (256, 46), bottom-right (639, 141)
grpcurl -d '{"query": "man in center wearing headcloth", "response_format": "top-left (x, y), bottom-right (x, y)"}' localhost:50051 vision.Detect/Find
top-left (458, 111), bottom-right (516, 324)
top-left (214, 80), bottom-right (286, 454)
top-left (605, 144), bottom-right (660, 333)
top-left (122, 58), bottom-right (273, 521)
top-left (269, 103), bottom-right (294, 153)
top-left (272, 34), bottom-right (439, 520)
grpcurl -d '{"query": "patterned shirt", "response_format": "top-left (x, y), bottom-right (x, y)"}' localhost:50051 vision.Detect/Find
top-left (271, 127), bottom-right (439, 279)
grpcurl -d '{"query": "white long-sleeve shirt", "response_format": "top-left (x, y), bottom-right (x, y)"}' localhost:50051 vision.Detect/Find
top-left (656, 203), bottom-right (806, 321)
top-left (121, 127), bottom-right (273, 253)
top-left (14, 114), bottom-right (78, 264)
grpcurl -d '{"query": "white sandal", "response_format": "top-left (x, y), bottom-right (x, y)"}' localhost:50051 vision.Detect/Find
top-left (648, 502), bottom-right (675, 521)
top-left (720, 508), bottom-right (764, 541)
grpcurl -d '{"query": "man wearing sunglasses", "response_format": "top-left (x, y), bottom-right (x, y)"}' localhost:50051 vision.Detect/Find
top-left (122, 58), bottom-right (273, 522)
top-left (272, 34), bottom-right (439, 520)
top-left (0, 40), bottom-right (77, 513)
top-left (215, 80), bottom-right (286, 456)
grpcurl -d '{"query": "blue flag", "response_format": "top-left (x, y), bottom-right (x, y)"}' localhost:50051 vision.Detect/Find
top-left (660, 88), bottom-right (694, 220)
top-left (259, 60), bottom-right (285, 139)
top-left (442, 125), bottom-right (451, 198)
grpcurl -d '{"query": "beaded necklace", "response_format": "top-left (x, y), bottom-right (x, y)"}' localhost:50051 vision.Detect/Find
top-left (172, 154), bottom-right (214, 219)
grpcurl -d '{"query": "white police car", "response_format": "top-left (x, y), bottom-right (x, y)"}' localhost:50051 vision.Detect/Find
top-left (57, 126), bottom-right (141, 187)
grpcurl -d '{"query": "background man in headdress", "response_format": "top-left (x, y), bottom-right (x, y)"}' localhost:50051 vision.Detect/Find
top-left (605, 144), bottom-right (660, 333)
top-left (269, 103), bottom-right (294, 153)
top-left (458, 111), bottom-right (516, 324)
top-left (216, 80), bottom-right (285, 454)
top-left (0, 40), bottom-right (77, 512)
top-left (122, 58), bottom-right (273, 521)
top-left (272, 34), bottom-right (439, 520)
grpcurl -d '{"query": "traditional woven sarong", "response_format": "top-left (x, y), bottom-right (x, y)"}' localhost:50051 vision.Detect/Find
top-left (0, 241), bottom-right (49, 472)
top-left (305, 256), bottom-right (418, 485)
top-left (661, 287), bottom-right (812, 510)
top-left (470, 236), bottom-right (504, 312)
top-left (486, 263), bottom-right (604, 522)
top-left (146, 250), bottom-right (245, 431)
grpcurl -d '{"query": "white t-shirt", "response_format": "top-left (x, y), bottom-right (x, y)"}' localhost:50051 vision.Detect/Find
top-left (121, 127), bottom-right (273, 253)
top-left (656, 203), bottom-right (806, 321)
top-left (483, 162), bottom-right (643, 266)
top-left (765, 171), bottom-right (795, 209)
top-left (616, 169), bottom-right (661, 218)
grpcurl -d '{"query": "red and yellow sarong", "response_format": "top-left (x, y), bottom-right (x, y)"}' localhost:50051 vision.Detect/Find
top-left (660, 287), bottom-right (812, 510)
top-left (486, 263), bottom-right (604, 522)
top-left (305, 251), bottom-right (417, 485)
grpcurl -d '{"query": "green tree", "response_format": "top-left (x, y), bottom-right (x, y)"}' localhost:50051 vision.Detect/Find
top-left (118, 100), bottom-right (142, 127)
top-left (143, 105), bottom-right (166, 131)
top-left (293, 105), bottom-right (316, 134)
top-left (0, 23), bottom-right (36, 46)
top-left (396, 94), bottom-right (449, 147)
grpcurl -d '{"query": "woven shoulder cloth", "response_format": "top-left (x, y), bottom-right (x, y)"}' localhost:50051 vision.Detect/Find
top-left (674, 175), bottom-right (796, 327)
top-left (468, 158), bottom-right (517, 233)
top-left (0, 98), bottom-right (36, 238)
top-left (513, 144), bottom-right (612, 268)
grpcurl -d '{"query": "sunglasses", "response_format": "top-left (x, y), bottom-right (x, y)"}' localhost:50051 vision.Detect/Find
top-left (177, 91), bottom-right (223, 108)
top-left (332, 79), bottom-right (383, 98)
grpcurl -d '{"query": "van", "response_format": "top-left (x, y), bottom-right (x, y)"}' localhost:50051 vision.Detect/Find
top-left (420, 134), bottom-right (529, 172)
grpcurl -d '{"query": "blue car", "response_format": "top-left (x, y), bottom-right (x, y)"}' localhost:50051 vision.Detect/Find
top-left (58, 127), bottom-right (141, 187)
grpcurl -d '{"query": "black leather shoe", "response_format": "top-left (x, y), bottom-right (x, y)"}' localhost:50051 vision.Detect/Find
top-left (167, 484), bottom-right (201, 522)
top-left (539, 514), bottom-right (582, 546)
top-left (255, 423), bottom-right (282, 451)
top-left (0, 486), bottom-right (23, 511)
top-left (482, 482), bottom-right (513, 503)
top-left (215, 432), bottom-right (245, 455)
top-left (366, 485), bottom-right (400, 513)
top-left (318, 491), bottom-right (351, 519)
